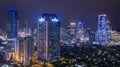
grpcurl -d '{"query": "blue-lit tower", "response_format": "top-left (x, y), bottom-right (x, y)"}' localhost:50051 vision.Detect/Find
top-left (37, 13), bottom-right (60, 61)
top-left (97, 14), bottom-right (108, 44)
top-left (7, 8), bottom-right (18, 38)
top-left (76, 22), bottom-right (85, 44)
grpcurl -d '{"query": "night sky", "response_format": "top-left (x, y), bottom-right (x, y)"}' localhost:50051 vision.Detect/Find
top-left (0, 0), bottom-right (120, 31)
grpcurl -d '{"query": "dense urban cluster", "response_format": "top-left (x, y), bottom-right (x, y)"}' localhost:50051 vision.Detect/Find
top-left (0, 8), bottom-right (120, 67)
top-left (51, 44), bottom-right (120, 67)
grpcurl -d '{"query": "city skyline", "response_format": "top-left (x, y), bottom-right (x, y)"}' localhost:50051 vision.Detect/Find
top-left (0, 0), bottom-right (120, 31)
top-left (0, 1), bottom-right (120, 66)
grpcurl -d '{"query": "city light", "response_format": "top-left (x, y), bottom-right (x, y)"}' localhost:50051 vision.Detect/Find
top-left (51, 17), bottom-right (59, 22)
top-left (38, 17), bottom-right (45, 22)
top-left (0, 6), bottom-right (120, 67)
top-left (70, 22), bottom-right (76, 27)
top-left (77, 21), bottom-right (84, 27)
top-left (2, 41), bottom-right (7, 44)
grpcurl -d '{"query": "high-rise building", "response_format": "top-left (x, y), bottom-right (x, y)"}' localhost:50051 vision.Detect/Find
top-left (37, 13), bottom-right (60, 61)
top-left (15, 37), bottom-right (23, 62)
top-left (67, 22), bottom-right (77, 44)
top-left (110, 31), bottom-right (120, 45)
top-left (106, 20), bottom-right (113, 44)
top-left (84, 28), bottom-right (95, 44)
top-left (60, 27), bottom-right (69, 45)
top-left (15, 36), bottom-right (34, 62)
top-left (23, 36), bottom-right (34, 61)
top-left (76, 22), bottom-right (85, 44)
top-left (97, 14), bottom-right (108, 44)
top-left (7, 8), bottom-right (18, 38)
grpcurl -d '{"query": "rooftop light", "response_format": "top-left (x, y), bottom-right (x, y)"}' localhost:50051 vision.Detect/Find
top-left (52, 17), bottom-right (59, 22)
top-left (38, 17), bottom-right (45, 22)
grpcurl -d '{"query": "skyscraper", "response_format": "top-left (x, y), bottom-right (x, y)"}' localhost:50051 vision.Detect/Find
top-left (67, 22), bottom-right (77, 44)
top-left (97, 14), bottom-right (108, 44)
top-left (15, 36), bottom-right (34, 62)
top-left (37, 13), bottom-right (60, 61)
top-left (76, 22), bottom-right (85, 44)
top-left (7, 8), bottom-right (18, 38)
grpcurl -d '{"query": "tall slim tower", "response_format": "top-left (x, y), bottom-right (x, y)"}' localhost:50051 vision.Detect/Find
top-left (67, 22), bottom-right (76, 44)
top-left (37, 13), bottom-right (60, 61)
top-left (106, 20), bottom-right (112, 44)
top-left (76, 22), bottom-right (85, 44)
top-left (97, 14), bottom-right (108, 44)
top-left (7, 8), bottom-right (18, 38)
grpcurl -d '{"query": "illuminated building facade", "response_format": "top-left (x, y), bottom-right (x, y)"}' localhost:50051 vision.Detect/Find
top-left (106, 20), bottom-right (113, 44)
top-left (37, 13), bottom-right (60, 61)
top-left (67, 22), bottom-right (77, 44)
top-left (23, 36), bottom-right (34, 61)
top-left (97, 14), bottom-right (108, 44)
top-left (15, 37), bottom-right (24, 62)
top-left (60, 27), bottom-right (69, 45)
top-left (15, 37), bottom-right (34, 62)
top-left (110, 31), bottom-right (120, 45)
top-left (7, 8), bottom-right (18, 38)
top-left (76, 22), bottom-right (85, 44)
top-left (84, 28), bottom-right (95, 44)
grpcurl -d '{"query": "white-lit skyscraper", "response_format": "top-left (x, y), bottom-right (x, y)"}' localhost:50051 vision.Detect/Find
top-left (67, 22), bottom-right (77, 44)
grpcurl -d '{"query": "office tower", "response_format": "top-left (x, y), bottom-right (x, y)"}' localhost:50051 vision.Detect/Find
top-left (67, 22), bottom-right (77, 44)
top-left (15, 37), bottom-right (34, 62)
top-left (37, 13), bottom-right (60, 61)
top-left (30, 28), bottom-right (37, 46)
top-left (105, 20), bottom-right (120, 45)
top-left (23, 36), bottom-right (34, 62)
top-left (111, 31), bottom-right (120, 45)
top-left (18, 27), bottom-right (31, 38)
top-left (7, 8), bottom-right (18, 38)
top-left (60, 27), bottom-right (69, 45)
top-left (97, 14), bottom-right (108, 44)
top-left (76, 22), bottom-right (85, 44)
top-left (15, 37), bottom-right (24, 62)
top-left (106, 20), bottom-right (113, 44)
top-left (31, 28), bottom-right (37, 35)
top-left (84, 28), bottom-right (95, 44)
top-left (25, 22), bottom-right (31, 36)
